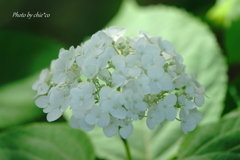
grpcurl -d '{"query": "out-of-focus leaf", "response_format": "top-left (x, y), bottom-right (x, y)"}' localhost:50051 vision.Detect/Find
top-left (227, 0), bottom-right (240, 22)
top-left (222, 75), bottom-right (240, 116)
top-left (86, 1), bottom-right (227, 160)
top-left (177, 110), bottom-right (240, 160)
top-left (0, 123), bottom-right (95, 160)
top-left (225, 19), bottom-right (240, 65)
top-left (0, 74), bottom-right (43, 129)
top-left (0, 30), bottom-right (63, 85)
top-left (222, 86), bottom-right (238, 116)
top-left (228, 76), bottom-right (240, 106)
top-left (137, 0), bottom-right (215, 16)
top-left (206, 0), bottom-right (240, 27)
top-left (206, 0), bottom-right (235, 26)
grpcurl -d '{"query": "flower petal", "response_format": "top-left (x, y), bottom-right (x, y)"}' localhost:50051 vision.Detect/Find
top-left (164, 107), bottom-right (176, 121)
top-left (47, 108), bottom-right (62, 122)
top-left (120, 125), bottom-right (133, 139)
top-left (97, 113), bottom-right (110, 127)
top-left (110, 107), bottom-right (127, 119)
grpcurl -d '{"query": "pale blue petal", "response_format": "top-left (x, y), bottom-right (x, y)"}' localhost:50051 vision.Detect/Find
top-left (85, 113), bottom-right (98, 125)
top-left (110, 107), bottom-right (127, 119)
top-left (153, 111), bottom-right (164, 124)
top-left (70, 116), bottom-right (80, 129)
top-left (49, 91), bottom-right (63, 107)
top-left (101, 100), bottom-right (114, 112)
top-left (194, 95), bottom-right (204, 107)
top-left (135, 101), bottom-right (147, 111)
top-left (120, 125), bottom-right (133, 139)
top-left (164, 94), bottom-right (177, 106)
top-left (70, 88), bottom-right (82, 99)
top-left (150, 82), bottom-right (161, 94)
top-left (185, 115), bottom-right (197, 131)
top-left (164, 107), bottom-right (176, 121)
top-left (181, 123), bottom-right (188, 134)
top-left (79, 118), bottom-right (95, 131)
top-left (190, 108), bottom-right (203, 123)
top-left (47, 108), bottom-right (62, 122)
top-left (35, 96), bottom-right (49, 108)
top-left (160, 74), bottom-right (173, 91)
top-left (147, 65), bottom-right (164, 79)
top-left (97, 113), bottom-right (110, 127)
top-left (136, 37), bottom-right (146, 51)
top-left (146, 118), bottom-right (155, 130)
top-left (99, 86), bottom-right (112, 98)
top-left (103, 124), bottom-right (118, 138)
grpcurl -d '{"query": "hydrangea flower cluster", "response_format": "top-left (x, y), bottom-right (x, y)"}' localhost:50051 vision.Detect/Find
top-left (32, 27), bottom-right (205, 139)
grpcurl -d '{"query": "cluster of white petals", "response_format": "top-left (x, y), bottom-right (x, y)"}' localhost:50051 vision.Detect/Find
top-left (33, 26), bottom-right (205, 139)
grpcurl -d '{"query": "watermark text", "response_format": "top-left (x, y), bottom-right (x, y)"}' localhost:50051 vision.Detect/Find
top-left (12, 12), bottom-right (50, 19)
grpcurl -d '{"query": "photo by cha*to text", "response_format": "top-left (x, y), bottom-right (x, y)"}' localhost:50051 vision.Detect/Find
top-left (12, 12), bottom-right (50, 19)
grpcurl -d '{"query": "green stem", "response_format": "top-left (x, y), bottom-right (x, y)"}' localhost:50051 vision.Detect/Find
top-left (121, 137), bottom-right (133, 160)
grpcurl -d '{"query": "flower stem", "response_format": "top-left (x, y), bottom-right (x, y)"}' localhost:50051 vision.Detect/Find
top-left (121, 137), bottom-right (133, 160)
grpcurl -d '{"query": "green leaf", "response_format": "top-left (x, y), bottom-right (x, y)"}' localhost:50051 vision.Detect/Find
top-left (206, 0), bottom-right (240, 27)
top-left (226, 0), bottom-right (240, 23)
top-left (86, 1), bottom-right (227, 160)
top-left (0, 74), bottom-right (43, 129)
top-left (225, 18), bottom-right (240, 65)
top-left (206, 0), bottom-right (235, 26)
top-left (177, 110), bottom-right (240, 160)
top-left (0, 30), bottom-right (64, 85)
top-left (222, 87), bottom-right (238, 116)
top-left (222, 75), bottom-right (240, 116)
top-left (0, 123), bottom-right (95, 160)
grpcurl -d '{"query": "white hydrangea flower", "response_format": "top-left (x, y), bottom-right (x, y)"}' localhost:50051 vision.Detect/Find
top-left (178, 95), bottom-right (195, 115)
top-left (46, 90), bottom-right (70, 122)
top-left (33, 26), bottom-right (206, 139)
top-left (103, 117), bottom-right (119, 137)
top-left (35, 95), bottom-right (50, 109)
top-left (59, 46), bottom-right (75, 69)
top-left (146, 106), bottom-right (164, 130)
top-left (85, 105), bottom-right (110, 127)
top-left (157, 94), bottom-right (177, 121)
top-left (99, 87), bottom-right (127, 119)
top-left (70, 87), bottom-right (94, 109)
top-left (32, 69), bottom-right (50, 95)
top-left (135, 75), bottom-right (151, 95)
top-left (180, 108), bottom-right (203, 134)
top-left (119, 89), bottom-right (134, 110)
top-left (147, 65), bottom-right (173, 94)
top-left (103, 26), bottom-right (126, 41)
top-left (119, 119), bottom-right (133, 139)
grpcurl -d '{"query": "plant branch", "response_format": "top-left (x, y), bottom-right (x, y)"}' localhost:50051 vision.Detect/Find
top-left (120, 137), bottom-right (133, 160)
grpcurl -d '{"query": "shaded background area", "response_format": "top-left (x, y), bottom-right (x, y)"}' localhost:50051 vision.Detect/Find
top-left (0, 0), bottom-right (240, 159)
top-left (0, 0), bottom-right (123, 85)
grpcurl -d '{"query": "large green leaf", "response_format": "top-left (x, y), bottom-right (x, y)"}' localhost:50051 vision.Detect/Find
top-left (0, 123), bottom-right (95, 160)
top-left (177, 110), bottom-right (240, 160)
top-left (0, 74), bottom-right (43, 129)
top-left (86, 1), bottom-right (227, 160)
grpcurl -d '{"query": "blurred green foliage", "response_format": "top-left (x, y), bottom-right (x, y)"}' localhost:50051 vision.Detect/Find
top-left (0, 123), bottom-right (95, 160)
top-left (0, 0), bottom-right (240, 159)
top-left (178, 109), bottom-right (240, 160)
top-left (0, 30), bottom-right (63, 85)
